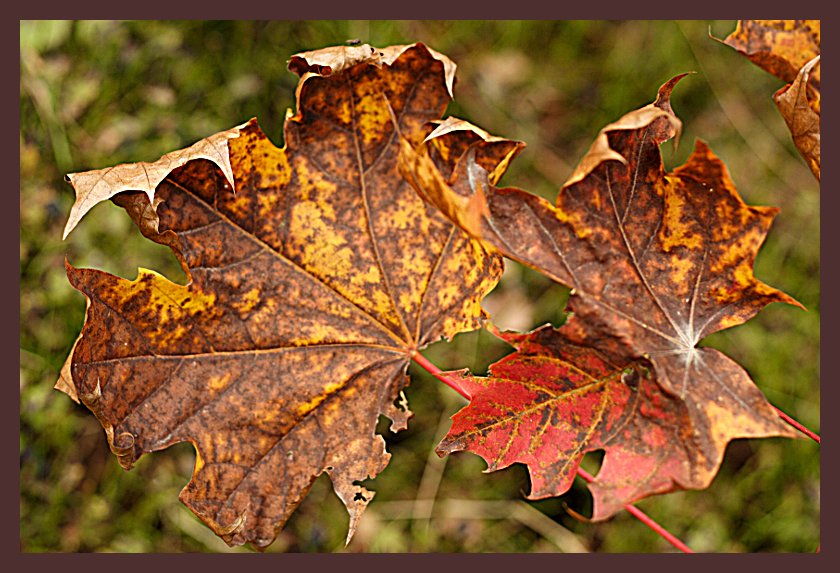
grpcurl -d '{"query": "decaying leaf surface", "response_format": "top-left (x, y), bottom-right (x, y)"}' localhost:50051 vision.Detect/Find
top-left (58, 43), bottom-right (503, 549)
top-left (403, 76), bottom-right (800, 514)
top-left (721, 20), bottom-right (820, 87)
top-left (62, 123), bottom-right (247, 240)
top-left (720, 20), bottom-right (820, 181)
top-left (774, 56), bottom-right (820, 181)
top-left (288, 42), bottom-right (457, 99)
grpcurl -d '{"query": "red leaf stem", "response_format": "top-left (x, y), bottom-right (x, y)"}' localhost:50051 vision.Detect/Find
top-left (410, 350), bottom-right (470, 399)
top-left (575, 468), bottom-right (695, 553)
top-left (773, 405), bottom-right (820, 444)
top-left (411, 350), bottom-right (695, 553)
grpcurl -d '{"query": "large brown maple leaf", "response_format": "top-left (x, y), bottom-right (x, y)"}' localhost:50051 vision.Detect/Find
top-left (402, 75), bottom-right (801, 514)
top-left (57, 43), bottom-right (504, 548)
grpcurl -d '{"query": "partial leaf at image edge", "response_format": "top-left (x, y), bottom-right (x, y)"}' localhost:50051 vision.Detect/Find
top-left (720, 20), bottom-right (820, 86)
top-left (719, 20), bottom-right (821, 182)
top-left (774, 56), bottom-right (820, 181)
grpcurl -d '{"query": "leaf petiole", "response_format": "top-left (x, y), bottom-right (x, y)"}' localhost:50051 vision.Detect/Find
top-left (410, 350), bottom-right (470, 400)
top-left (773, 405), bottom-right (820, 444)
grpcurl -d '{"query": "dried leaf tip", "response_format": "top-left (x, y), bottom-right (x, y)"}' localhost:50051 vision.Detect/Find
top-left (654, 72), bottom-right (693, 111)
top-left (563, 75), bottom-right (686, 189)
top-left (654, 72), bottom-right (693, 152)
top-left (288, 43), bottom-right (457, 99)
top-left (62, 120), bottom-right (251, 240)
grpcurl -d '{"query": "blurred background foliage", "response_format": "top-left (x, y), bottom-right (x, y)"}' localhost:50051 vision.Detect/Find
top-left (20, 20), bottom-right (819, 552)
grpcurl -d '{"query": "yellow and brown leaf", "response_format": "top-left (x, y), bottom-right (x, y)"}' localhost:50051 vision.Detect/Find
top-left (721, 20), bottom-right (820, 87)
top-left (404, 75), bottom-right (800, 516)
top-left (721, 20), bottom-right (820, 181)
top-left (58, 43), bottom-right (503, 549)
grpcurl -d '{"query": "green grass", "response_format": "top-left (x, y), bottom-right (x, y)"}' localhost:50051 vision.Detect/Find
top-left (20, 20), bottom-right (819, 552)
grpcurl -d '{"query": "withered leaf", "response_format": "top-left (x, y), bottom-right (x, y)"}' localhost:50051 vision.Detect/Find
top-left (721, 20), bottom-right (820, 87)
top-left (62, 123), bottom-right (247, 240)
top-left (403, 76), bottom-right (800, 513)
top-left (288, 42), bottom-right (457, 99)
top-left (720, 20), bottom-right (821, 181)
top-left (774, 55), bottom-right (820, 181)
top-left (58, 43), bottom-right (503, 549)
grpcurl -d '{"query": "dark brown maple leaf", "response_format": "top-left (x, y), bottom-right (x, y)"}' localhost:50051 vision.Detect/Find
top-left (402, 75), bottom-right (801, 513)
top-left (58, 43), bottom-right (503, 549)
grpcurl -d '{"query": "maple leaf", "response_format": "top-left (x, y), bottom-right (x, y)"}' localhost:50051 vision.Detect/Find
top-left (719, 20), bottom-right (821, 181)
top-left (57, 43), bottom-right (503, 549)
top-left (402, 75), bottom-right (801, 514)
top-left (436, 320), bottom-right (705, 520)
